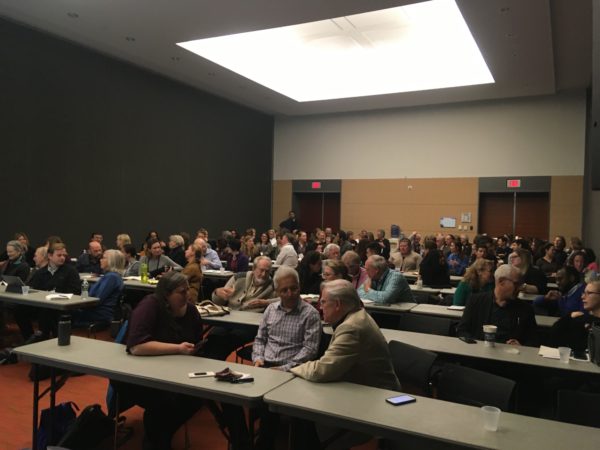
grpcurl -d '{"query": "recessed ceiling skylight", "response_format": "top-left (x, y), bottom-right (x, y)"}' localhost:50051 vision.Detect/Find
top-left (177, 0), bottom-right (494, 102)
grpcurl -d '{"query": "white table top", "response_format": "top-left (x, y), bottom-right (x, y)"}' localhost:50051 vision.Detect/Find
top-left (411, 303), bottom-right (464, 318)
top-left (0, 286), bottom-right (99, 311)
top-left (364, 302), bottom-right (418, 313)
top-left (203, 269), bottom-right (235, 279)
top-left (264, 378), bottom-right (600, 450)
top-left (380, 328), bottom-right (600, 375)
top-left (14, 336), bottom-right (293, 407)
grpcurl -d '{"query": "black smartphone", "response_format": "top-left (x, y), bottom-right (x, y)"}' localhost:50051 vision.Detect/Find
top-left (572, 350), bottom-right (588, 361)
top-left (386, 394), bottom-right (416, 406)
top-left (459, 336), bottom-right (477, 344)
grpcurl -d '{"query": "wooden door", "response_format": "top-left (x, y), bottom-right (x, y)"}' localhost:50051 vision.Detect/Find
top-left (295, 193), bottom-right (340, 234)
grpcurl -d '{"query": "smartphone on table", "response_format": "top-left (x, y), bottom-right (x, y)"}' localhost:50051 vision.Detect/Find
top-left (386, 394), bottom-right (416, 406)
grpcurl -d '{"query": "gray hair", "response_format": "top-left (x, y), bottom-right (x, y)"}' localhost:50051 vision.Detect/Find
top-left (253, 255), bottom-right (273, 268)
top-left (323, 243), bottom-right (340, 258)
top-left (323, 279), bottom-right (362, 310)
top-left (155, 271), bottom-right (189, 300)
top-left (368, 255), bottom-right (387, 271)
top-left (341, 250), bottom-right (361, 265)
top-left (273, 265), bottom-right (299, 288)
top-left (6, 240), bottom-right (25, 255)
top-left (585, 271), bottom-right (600, 284)
top-left (117, 234), bottom-right (131, 245)
top-left (494, 263), bottom-right (520, 282)
top-left (104, 249), bottom-right (125, 274)
top-left (169, 234), bottom-right (184, 247)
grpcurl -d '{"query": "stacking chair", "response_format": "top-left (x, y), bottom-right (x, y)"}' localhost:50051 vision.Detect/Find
top-left (437, 363), bottom-right (516, 411)
top-left (399, 313), bottom-right (453, 336)
top-left (556, 390), bottom-right (600, 428)
top-left (388, 340), bottom-right (438, 396)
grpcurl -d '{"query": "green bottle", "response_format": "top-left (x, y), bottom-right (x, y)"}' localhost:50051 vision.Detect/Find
top-left (140, 262), bottom-right (149, 283)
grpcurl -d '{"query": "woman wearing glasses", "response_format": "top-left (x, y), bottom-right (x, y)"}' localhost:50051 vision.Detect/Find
top-left (549, 272), bottom-right (600, 353)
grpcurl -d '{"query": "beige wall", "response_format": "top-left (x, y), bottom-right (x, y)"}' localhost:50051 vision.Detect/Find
top-left (271, 176), bottom-right (583, 240)
top-left (341, 178), bottom-right (479, 238)
top-left (550, 176), bottom-right (584, 240)
top-left (272, 180), bottom-right (292, 229)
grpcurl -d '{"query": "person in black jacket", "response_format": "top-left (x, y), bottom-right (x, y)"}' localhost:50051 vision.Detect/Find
top-left (1, 240), bottom-right (31, 282)
top-left (419, 239), bottom-right (451, 288)
top-left (15, 242), bottom-right (81, 341)
top-left (457, 264), bottom-right (537, 346)
top-left (297, 251), bottom-right (323, 295)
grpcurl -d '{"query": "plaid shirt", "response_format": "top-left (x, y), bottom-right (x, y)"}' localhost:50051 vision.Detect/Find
top-left (252, 298), bottom-right (321, 371)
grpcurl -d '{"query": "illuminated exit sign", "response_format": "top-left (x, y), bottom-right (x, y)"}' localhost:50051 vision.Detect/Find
top-left (506, 179), bottom-right (521, 188)
top-left (311, 181), bottom-right (322, 189)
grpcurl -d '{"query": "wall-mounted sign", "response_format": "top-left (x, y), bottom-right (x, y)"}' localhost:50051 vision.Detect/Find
top-left (440, 217), bottom-right (456, 228)
top-left (311, 181), bottom-right (321, 189)
top-left (506, 179), bottom-right (521, 188)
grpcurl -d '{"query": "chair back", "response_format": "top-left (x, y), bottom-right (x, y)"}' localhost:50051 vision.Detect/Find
top-left (557, 390), bottom-right (600, 428)
top-left (437, 364), bottom-right (516, 411)
top-left (388, 340), bottom-right (438, 394)
top-left (399, 314), bottom-right (453, 336)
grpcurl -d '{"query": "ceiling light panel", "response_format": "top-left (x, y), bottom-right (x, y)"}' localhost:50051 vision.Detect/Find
top-left (177, 0), bottom-right (494, 102)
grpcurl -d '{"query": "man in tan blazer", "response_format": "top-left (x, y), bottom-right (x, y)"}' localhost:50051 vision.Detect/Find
top-left (291, 279), bottom-right (400, 391)
top-left (291, 279), bottom-right (400, 449)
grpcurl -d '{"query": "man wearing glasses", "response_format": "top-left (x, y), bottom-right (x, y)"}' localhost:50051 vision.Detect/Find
top-left (457, 264), bottom-right (537, 346)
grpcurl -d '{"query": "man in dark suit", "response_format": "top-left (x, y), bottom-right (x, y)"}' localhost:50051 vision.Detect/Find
top-left (457, 264), bottom-right (537, 346)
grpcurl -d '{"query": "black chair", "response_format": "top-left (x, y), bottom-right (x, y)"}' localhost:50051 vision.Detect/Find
top-left (388, 340), bottom-right (438, 395)
top-left (437, 363), bottom-right (516, 411)
top-left (556, 390), bottom-right (600, 428)
top-left (399, 314), bottom-right (453, 336)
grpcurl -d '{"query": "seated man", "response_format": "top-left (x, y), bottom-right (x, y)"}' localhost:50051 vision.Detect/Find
top-left (375, 229), bottom-right (391, 260)
top-left (357, 255), bottom-right (413, 304)
top-left (252, 265), bottom-right (321, 370)
top-left (16, 243), bottom-right (81, 341)
top-left (457, 264), bottom-right (537, 346)
top-left (342, 250), bottom-right (368, 290)
top-left (76, 240), bottom-right (103, 273)
top-left (250, 266), bottom-right (321, 450)
top-left (203, 256), bottom-right (277, 361)
top-left (323, 243), bottom-right (340, 260)
top-left (274, 232), bottom-right (298, 268)
top-left (389, 237), bottom-right (422, 272)
top-left (194, 237), bottom-right (222, 270)
top-left (533, 266), bottom-right (585, 317)
top-left (291, 279), bottom-right (400, 448)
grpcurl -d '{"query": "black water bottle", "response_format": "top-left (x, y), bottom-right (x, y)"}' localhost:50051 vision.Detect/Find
top-left (58, 315), bottom-right (71, 346)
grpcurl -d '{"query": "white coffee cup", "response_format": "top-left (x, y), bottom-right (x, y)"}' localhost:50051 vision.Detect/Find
top-left (481, 405), bottom-right (501, 431)
top-left (558, 347), bottom-right (571, 364)
top-left (483, 325), bottom-right (497, 347)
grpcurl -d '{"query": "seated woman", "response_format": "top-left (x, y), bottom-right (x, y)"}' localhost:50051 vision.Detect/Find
top-left (446, 241), bottom-right (468, 276)
top-left (453, 259), bottom-right (494, 306)
top-left (1, 240), bottom-right (31, 281)
top-left (122, 244), bottom-right (140, 277)
top-left (118, 271), bottom-right (249, 450)
top-left (297, 250), bottom-right (323, 295)
top-left (182, 244), bottom-right (203, 303)
top-left (510, 248), bottom-right (547, 294)
top-left (115, 233), bottom-right (131, 252)
top-left (549, 273), bottom-right (600, 353)
top-left (72, 249), bottom-right (124, 327)
top-left (240, 235), bottom-right (259, 261)
top-left (138, 238), bottom-right (182, 278)
top-left (419, 240), bottom-right (451, 288)
top-left (166, 234), bottom-right (187, 268)
top-left (322, 259), bottom-right (350, 283)
top-left (535, 242), bottom-right (557, 276)
top-left (257, 232), bottom-right (275, 259)
top-left (222, 239), bottom-right (249, 273)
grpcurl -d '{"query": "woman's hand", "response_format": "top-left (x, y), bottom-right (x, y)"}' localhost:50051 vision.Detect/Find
top-left (178, 342), bottom-right (196, 355)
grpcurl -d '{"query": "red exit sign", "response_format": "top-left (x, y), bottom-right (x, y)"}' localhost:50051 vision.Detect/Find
top-left (311, 181), bottom-right (321, 189)
top-left (507, 179), bottom-right (521, 188)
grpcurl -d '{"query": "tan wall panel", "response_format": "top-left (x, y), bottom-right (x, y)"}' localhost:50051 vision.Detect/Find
top-left (341, 178), bottom-right (479, 238)
top-left (550, 176), bottom-right (583, 239)
top-left (272, 180), bottom-right (292, 229)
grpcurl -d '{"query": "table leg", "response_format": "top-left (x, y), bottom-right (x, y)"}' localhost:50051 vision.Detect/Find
top-left (48, 367), bottom-right (56, 445)
top-left (31, 364), bottom-right (39, 450)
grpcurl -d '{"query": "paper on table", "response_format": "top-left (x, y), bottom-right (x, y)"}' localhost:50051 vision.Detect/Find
top-left (124, 276), bottom-right (142, 281)
top-left (46, 293), bottom-right (73, 300)
top-left (447, 305), bottom-right (465, 311)
top-left (538, 345), bottom-right (560, 359)
top-left (361, 298), bottom-right (374, 304)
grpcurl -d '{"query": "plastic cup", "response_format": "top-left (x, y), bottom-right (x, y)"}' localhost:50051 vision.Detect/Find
top-left (481, 405), bottom-right (501, 431)
top-left (21, 285), bottom-right (30, 295)
top-left (558, 347), bottom-right (571, 364)
top-left (483, 325), bottom-right (497, 347)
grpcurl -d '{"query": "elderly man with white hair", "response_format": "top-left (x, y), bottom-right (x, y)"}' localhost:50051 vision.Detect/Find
top-left (357, 255), bottom-right (413, 304)
top-left (323, 243), bottom-right (340, 260)
top-left (193, 237), bottom-right (222, 270)
top-left (457, 264), bottom-right (537, 346)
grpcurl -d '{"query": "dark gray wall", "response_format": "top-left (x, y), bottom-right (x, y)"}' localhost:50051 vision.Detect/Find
top-left (0, 18), bottom-right (273, 252)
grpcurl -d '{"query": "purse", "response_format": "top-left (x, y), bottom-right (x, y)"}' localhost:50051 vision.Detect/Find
top-left (196, 300), bottom-right (230, 317)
